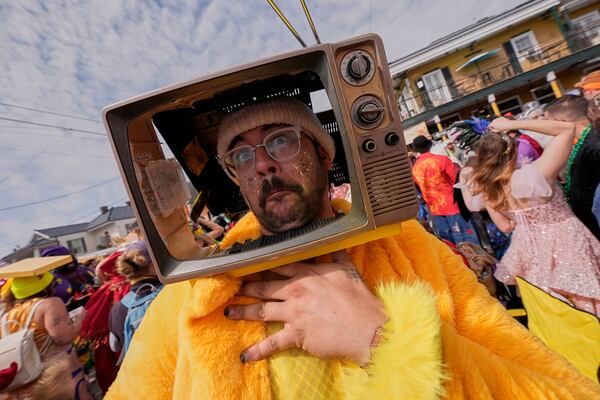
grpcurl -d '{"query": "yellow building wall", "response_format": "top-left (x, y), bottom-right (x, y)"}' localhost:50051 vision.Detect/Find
top-left (569, 3), bottom-right (600, 20)
top-left (402, 11), bottom-right (567, 101)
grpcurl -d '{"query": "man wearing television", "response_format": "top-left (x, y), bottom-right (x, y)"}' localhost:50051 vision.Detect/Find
top-left (107, 97), bottom-right (599, 399)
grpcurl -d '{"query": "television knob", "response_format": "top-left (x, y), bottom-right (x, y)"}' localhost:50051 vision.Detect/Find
top-left (358, 101), bottom-right (384, 124)
top-left (347, 55), bottom-right (371, 80)
top-left (362, 139), bottom-right (377, 153)
top-left (385, 132), bottom-right (400, 146)
top-left (340, 50), bottom-right (375, 85)
top-left (351, 95), bottom-right (385, 129)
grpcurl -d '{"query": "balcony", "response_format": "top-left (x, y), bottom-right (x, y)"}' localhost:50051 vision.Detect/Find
top-left (398, 21), bottom-right (600, 122)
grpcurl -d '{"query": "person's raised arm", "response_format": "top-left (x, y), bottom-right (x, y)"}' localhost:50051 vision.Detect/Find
top-left (196, 217), bottom-right (225, 240)
top-left (485, 205), bottom-right (515, 234)
top-left (489, 117), bottom-right (575, 181)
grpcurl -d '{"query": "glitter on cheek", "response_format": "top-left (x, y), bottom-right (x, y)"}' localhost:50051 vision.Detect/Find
top-left (290, 148), bottom-right (314, 178)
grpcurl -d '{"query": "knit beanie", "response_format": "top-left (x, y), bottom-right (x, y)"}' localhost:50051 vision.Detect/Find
top-left (217, 97), bottom-right (335, 162)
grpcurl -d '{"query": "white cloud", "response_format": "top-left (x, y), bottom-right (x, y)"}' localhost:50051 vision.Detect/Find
top-left (0, 0), bottom-right (525, 256)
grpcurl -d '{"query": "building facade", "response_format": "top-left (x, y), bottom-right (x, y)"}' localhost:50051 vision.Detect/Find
top-left (2, 204), bottom-right (137, 264)
top-left (390, 0), bottom-right (600, 135)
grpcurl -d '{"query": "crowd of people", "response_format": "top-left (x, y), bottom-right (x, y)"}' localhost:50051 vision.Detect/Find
top-left (411, 70), bottom-right (600, 317)
top-left (0, 72), bottom-right (599, 399)
top-left (0, 209), bottom-right (231, 400)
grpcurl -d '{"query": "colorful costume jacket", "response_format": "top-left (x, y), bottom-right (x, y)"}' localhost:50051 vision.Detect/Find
top-left (106, 218), bottom-right (600, 399)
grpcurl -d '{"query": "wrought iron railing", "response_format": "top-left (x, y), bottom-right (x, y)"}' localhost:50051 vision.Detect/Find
top-left (397, 21), bottom-right (600, 120)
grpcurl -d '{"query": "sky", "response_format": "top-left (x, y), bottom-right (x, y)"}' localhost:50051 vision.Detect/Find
top-left (0, 0), bottom-right (526, 257)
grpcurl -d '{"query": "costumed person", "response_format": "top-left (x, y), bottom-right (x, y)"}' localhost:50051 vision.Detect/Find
top-left (576, 70), bottom-right (600, 101)
top-left (108, 241), bottom-right (161, 366)
top-left (0, 347), bottom-right (94, 400)
top-left (0, 269), bottom-right (87, 398)
top-left (188, 199), bottom-right (226, 246)
top-left (41, 246), bottom-right (95, 308)
top-left (558, 73), bottom-right (600, 240)
top-left (518, 102), bottom-right (553, 148)
top-left (466, 117), bottom-right (600, 317)
top-left (76, 251), bottom-right (130, 394)
top-left (411, 135), bottom-right (480, 245)
top-left (544, 95), bottom-right (591, 143)
top-left (106, 97), bottom-right (600, 399)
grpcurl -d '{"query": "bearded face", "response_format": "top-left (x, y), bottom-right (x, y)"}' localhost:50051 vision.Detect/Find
top-left (231, 125), bottom-right (331, 234)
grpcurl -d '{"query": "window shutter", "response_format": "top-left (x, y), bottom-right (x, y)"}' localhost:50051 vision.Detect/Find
top-left (416, 76), bottom-right (432, 109)
top-left (502, 41), bottom-right (523, 74)
top-left (441, 67), bottom-right (459, 99)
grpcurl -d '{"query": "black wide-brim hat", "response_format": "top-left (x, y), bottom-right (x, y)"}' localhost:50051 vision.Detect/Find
top-left (412, 135), bottom-right (432, 153)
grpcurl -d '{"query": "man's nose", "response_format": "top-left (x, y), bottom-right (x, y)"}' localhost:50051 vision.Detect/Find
top-left (254, 146), bottom-right (280, 176)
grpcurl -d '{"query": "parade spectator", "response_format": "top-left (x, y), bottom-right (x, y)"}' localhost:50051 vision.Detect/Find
top-left (543, 94), bottom-right (600, 240)
top-left (411, 135), bottom-right (479, 245)
top-left (192, 216), bottom-right (225, 245)
top-left (467, 117), bottom-right (600, 316)
top-left (78, 251), bottom-right (130, 394)
top-left (108, 241), bottom-right (161, 366)
top-left (0, 349), bottom-right (93, 400)
top-left (0, 273), bottom-right (86, 347)
top-left (575, 70), bottom-right (600, 101)
top-left (40, 246), bottom-right (95, 308)
top-left (518, 104), bottom-right (554, 148)
top-left (558, 76), bottom-right (600, 240)
top-left (0, 273), bottom-right (87, 398)
top-left (594, 183), bottom-right (600, 228)
top-left (106, 97), bottom-right (600, 399)
top-left (544, 95), bottom-right (590, 142)
top-left (505, 111), bottom-right (544, 159)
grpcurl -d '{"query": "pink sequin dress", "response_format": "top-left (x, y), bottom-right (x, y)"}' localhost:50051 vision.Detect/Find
top-left (494, 165), bottom-right (600, 317)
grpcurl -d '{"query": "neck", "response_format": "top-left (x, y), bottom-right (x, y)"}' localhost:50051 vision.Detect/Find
top-left (574, 121), bottom-right (591, 139)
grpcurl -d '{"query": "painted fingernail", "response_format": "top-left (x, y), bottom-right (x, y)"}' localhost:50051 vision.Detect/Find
top-left (240, 353), bottom-right (247, 364)
top-left (224, 307), bottom-right (232, 317)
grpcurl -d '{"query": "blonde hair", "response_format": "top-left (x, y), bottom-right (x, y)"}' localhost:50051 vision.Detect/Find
top-left (469, 133), bottom-right (518, 211)
top-left (116, 247), bottom-right (151, 280)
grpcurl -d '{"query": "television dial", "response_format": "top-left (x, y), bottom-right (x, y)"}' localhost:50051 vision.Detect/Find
top-left (351, 95), bottom-right (385, 129)
top-left (341, 50), bottom-right (375, 85)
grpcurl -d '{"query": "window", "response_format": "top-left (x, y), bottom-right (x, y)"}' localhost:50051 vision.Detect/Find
top-left (98, 232), bottom-right (112, 248)
top-left (510, 31), bottom-right (541, 64)
top-left (422, 69), bottom-right (452, 106)
top-left (398, 79), bottom-right (420, 119)
top-left (66, 238), bottom-right (87, 255)
top-left (572, 11), bottom-right (600, 45)
top-left (497, 95), bottom-right (523, 116)
top-left (125, 222), bottom-right (138, 233)
top-left (530, 82), bottom-right (561, 105)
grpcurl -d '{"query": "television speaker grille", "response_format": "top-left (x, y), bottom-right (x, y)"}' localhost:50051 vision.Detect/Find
top-left (363, 154), bottom-right (415, 216)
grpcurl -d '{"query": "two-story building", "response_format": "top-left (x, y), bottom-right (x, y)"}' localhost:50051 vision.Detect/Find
top-left (1, 204), bottom-right (137, 263)
top-left (390, 0), bottom-right (600, 136)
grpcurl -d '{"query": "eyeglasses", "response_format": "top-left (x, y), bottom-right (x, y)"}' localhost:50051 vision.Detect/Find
top-left (220, 126), bottom-right (302, 180)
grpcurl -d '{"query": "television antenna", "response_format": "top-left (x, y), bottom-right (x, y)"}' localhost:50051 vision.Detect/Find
top-left (265, 0), bottom-right (321, 48)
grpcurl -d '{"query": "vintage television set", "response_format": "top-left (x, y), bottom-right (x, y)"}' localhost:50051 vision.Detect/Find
top-left (103, 33), bottom-right (418, 283)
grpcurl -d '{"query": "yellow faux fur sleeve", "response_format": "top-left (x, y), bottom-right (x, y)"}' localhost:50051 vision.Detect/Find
top-left (339, 282), bottom-right (446, 400)
top-left (105, 282), bottom-right (188, 400)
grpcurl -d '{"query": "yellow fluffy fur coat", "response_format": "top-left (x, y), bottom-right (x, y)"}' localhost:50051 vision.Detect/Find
top-left (106, 218), bottom-right (600, 399)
